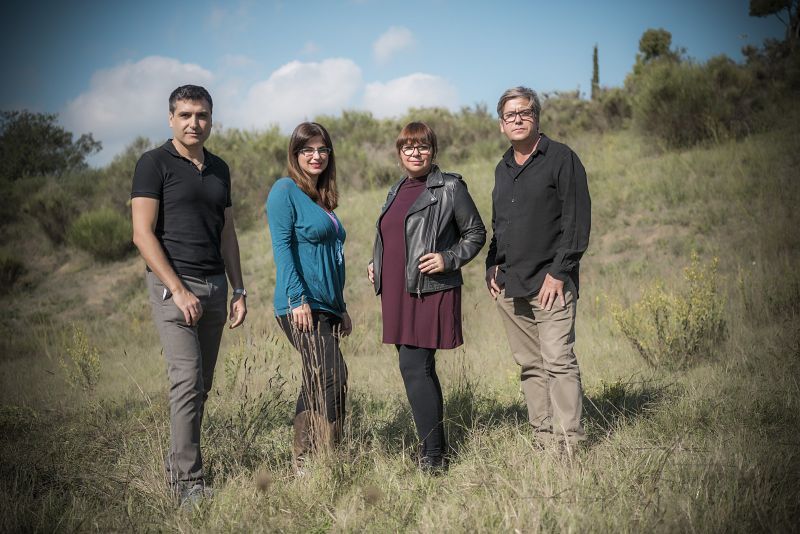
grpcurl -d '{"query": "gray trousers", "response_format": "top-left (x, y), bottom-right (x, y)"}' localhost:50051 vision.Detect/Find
top-left (146, 271), bottom-right (228, 483)
top-left (495, 278), bottom-right (586, 444)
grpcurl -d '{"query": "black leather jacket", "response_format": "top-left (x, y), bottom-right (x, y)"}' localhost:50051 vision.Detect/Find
top-left (371, 165), bottom-right (486, 296)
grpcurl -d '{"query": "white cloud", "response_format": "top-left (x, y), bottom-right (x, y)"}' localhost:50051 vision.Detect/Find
top-left (62, 56), bottom-right (213, 164)
top-left (235, 58), bottom-right (362, 131)
top-left (373, 26), bottom-right (415, 64)
top-left (62, 53), bottom-right (462, 166)
top-left (362, 73), bottom-right (458, 119)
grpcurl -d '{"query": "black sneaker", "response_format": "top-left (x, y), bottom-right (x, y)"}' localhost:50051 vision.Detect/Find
top-left (419, 455), bottom-right (448, 474)
top-left (178, 481), bottom-right (213, 509)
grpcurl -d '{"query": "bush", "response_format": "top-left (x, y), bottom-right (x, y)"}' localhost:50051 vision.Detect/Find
top-left (596, 87), bottom-right (633, 129)
top-left (0, 251), bottom-right (24, 294)
top-left (538, 90), bottom-right (632, 140)
top-left (631, 57), bottom-right (760, 147)
top-left (541, 91), bottom-right (598, 139)
top-left (28, 183), bottom-right (78, 244)
top-left (67, 208), bottom-right (133, 262)
top-left (613, 254), bottom-right (727, 369)
top-left (207, 127), bottom-right (287, 228)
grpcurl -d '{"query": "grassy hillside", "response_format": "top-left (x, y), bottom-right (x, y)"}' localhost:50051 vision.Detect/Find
top-left (1, 113), bottom-right (799, 532)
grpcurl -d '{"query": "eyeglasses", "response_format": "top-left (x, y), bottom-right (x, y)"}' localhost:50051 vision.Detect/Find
top-left (400, 144), bottom-right (432, 156)
top-left (501, 109), bottom-right (535, 123)
top-left (298, 147), bottom-right (332, 158)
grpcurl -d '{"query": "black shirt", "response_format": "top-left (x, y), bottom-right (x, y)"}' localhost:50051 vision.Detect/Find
top-left (131, 140), bottom-right (232, 277)
top-left (485, 134), bottom-right (591, 298)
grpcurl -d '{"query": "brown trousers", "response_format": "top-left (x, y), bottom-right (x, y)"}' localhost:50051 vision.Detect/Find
top-left (495, 279), bottom-right (586, 443)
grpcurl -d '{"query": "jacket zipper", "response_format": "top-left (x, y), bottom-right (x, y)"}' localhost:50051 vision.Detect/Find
top-left (415, 192), bottom-right (438, 298)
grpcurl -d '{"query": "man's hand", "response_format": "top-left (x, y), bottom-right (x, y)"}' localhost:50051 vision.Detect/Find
top-left (229, 294), bottom-right (247, 329)
top-left (418, 252), bottom-right (444, 274)
top-left (538, 273), bottom-right (566, 311)
top-left (487, 265), bottom-right (501, 299)
top-left (173, 287), bottom-right (203, 326)
top-left (340, 312), bottom-right (353, 337)
top-left (292, 303), bottom-right (313, 332)
top-left (367, 262), bottom-right (375, 284)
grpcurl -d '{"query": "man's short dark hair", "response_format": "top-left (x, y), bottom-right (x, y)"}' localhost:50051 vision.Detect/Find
top-left (169, 85), bottom-right (213, 114)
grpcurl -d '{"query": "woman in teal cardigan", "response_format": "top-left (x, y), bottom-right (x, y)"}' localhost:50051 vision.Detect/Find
top-left (266, 122), bottom-right (351, 472)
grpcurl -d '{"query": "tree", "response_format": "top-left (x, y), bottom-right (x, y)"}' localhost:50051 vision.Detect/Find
top-left (638, 28), bottom-right (675, 62)
top-left (750, 0), bottom-right (799, 49)
top-left (591, 44), bottom-right (600, 100)
top-left (0, 110), bottom-right (101, 181)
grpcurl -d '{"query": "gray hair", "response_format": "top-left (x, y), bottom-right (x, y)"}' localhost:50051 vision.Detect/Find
top-left (496, 86), bottom-right (541, 122)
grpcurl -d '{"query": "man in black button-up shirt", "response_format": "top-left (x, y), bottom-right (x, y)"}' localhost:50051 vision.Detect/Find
top-left (486, 86), bottom-right (591, 447)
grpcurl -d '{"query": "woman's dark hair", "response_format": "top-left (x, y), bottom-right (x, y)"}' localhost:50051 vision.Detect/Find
top-left (395, 121), bottom-right (438, 161)
top-left (287, 122), bottom-right (338, 211)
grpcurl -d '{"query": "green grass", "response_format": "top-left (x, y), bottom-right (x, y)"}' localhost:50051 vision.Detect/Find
top-left (0, 117), bottom-right (799, 532)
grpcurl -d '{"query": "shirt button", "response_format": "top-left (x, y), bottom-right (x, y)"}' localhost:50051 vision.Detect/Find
top-left (511, 199), bottom-right (515, 203)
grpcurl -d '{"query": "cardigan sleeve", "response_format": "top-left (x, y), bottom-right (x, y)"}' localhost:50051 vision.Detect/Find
top-left (267, 181), bottom-right (308, 309)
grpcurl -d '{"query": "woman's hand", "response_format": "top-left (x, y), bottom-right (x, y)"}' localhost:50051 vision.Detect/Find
top-left (291, 303), bottom-right (313, 332)
top-left (418, 252), bottom-right (445, 274)
top-left (367, 262), bottom-right (375, 284)
top-left (340, 312), bottom-right (353, 337)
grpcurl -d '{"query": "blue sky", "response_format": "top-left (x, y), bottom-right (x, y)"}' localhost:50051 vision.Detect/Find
top-left (1, 0), bottom-right (784, 164)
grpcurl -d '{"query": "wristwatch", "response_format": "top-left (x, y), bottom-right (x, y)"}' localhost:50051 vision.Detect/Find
top-left (233, 288), bottom-right (247, 297)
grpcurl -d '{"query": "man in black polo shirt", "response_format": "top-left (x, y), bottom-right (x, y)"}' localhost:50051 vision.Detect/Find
top-left (486, 86), bottom-right (591, 449)
top-left (131, 85), bottom-right (247, 505)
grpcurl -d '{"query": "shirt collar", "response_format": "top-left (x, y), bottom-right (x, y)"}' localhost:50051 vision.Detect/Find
top-left (161, 139), bottom-right (211, 165)
top-left (503, 133), bottom-right (550, 167)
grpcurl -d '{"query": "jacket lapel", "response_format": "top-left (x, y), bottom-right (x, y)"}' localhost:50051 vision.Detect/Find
top-left (406, 165), bottom-right (443, 215)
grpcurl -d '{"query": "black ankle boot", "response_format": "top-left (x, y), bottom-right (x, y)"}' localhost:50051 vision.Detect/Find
top-left (419, 454), bottom-right (448, 473)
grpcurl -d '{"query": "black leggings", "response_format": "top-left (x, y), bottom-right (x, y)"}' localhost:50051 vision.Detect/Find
top-left (278, 312), bottom-right (348, 422)
top-left (397, 345), bottom-right (445, 457)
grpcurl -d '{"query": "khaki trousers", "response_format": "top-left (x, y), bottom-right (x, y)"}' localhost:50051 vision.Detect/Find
top-left (495, 279), bottom-right (586, 443)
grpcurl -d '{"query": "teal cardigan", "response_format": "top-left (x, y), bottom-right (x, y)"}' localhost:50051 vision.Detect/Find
top-left (266, 177), bottom-right (346, 317)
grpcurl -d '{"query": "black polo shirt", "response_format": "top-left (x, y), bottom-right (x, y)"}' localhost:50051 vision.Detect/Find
top-left (131, 140), bottom-right (231, 277)
top-left (485, 134), bottom-right (591, 298)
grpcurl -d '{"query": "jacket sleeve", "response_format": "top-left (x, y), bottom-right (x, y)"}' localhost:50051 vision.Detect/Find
top-left (441, 179), bottom-right (487, 272)
top-left (266, 183), bottom-right (307, 309)
top-left (485, 193), bottom-right (498, 277)
top-left (549, 150), bottom-right (591, 281)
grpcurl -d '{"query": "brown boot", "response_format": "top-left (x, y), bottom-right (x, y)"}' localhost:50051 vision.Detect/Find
top-left (308, 412), bottom-right (336, 454)
top-left (293, 412), bottom-right (313, 474)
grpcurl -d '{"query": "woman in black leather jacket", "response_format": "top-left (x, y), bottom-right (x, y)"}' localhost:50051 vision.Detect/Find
top-left (367, 122), bottom-right (485, 471)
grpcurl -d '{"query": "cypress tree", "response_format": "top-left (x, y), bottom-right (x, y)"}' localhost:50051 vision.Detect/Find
top-left (591, 44), bottom-right (600, 100)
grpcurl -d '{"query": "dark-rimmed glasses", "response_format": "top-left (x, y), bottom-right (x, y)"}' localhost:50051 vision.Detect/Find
top-left (298, 147), bottom-right (332, 158)
top-left (400, 144), bottom-right (432, 156)
top-left (501, 109), bottom-right (535, 123)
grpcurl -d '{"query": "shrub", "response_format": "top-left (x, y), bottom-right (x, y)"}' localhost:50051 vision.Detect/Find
top-left (29, 183), bottom-right (78, 244)
top-left (596, 87), bottom-right (633, 129)
top-left (0, 251), bottom-right (24, 294)
top-left (631, 57), bottom-right (760, 147)
top-left (67, 208), bottom-right (133, 262)
top-left (541, 90), bottom-right (598, 139)
top-left (59, 324), bottom-right (101, 392)
top-left (207, 127), bottom-right (287, 228)
top-left (613, 254), bottom-right (726, 369)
